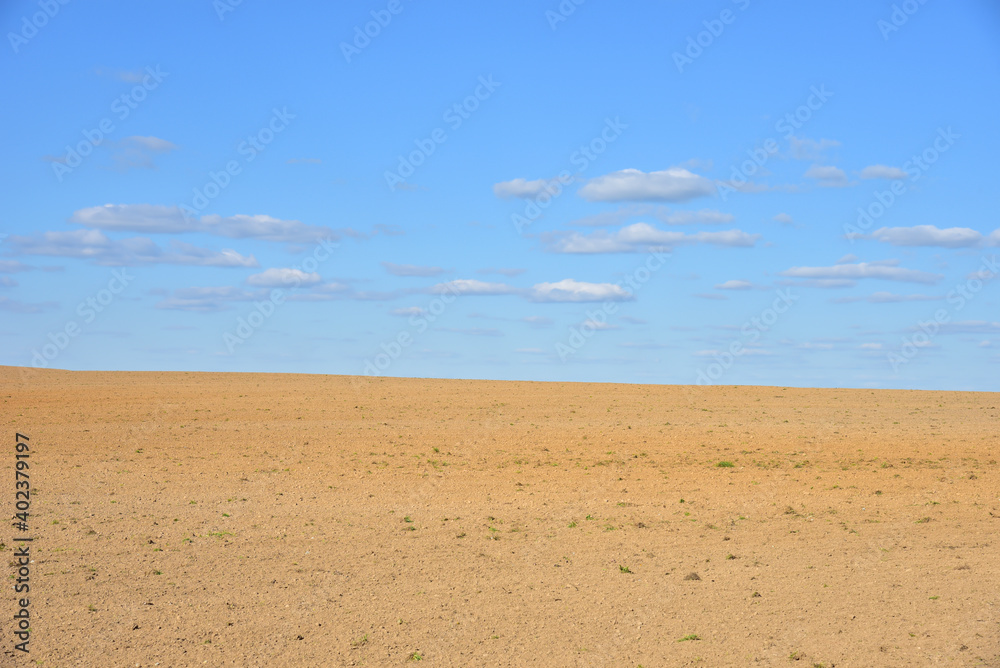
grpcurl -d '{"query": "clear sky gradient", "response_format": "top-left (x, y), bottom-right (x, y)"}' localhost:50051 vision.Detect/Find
top-left (2, 1), bottom-right (999, 390)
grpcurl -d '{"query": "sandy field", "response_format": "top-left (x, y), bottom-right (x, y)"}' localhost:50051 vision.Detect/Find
top-left (2, 366), bottom-right (998, 666)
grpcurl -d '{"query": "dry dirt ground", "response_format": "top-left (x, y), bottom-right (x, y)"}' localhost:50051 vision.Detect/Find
top-left (2, 366), bottom-right (998, 666)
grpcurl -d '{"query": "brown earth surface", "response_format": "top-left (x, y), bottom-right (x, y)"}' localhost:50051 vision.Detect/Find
top-left (2, 366), bottom-right (998, 666)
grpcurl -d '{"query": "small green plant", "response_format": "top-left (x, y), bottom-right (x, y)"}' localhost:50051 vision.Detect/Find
top-left (678, 634), bottom-right (700, 642)
top-left (408, 651), bottom-right (423, 661)
top-left (619, 565), bottom-right (632, 573)
top-left (717, 461), bottom-right (734, 468)
top-left (404, 516), bottom-right (413, 523)
top-left (352, 633), bottom-right (368, 647)
top-left (568, 521), bottom-right (577, 528)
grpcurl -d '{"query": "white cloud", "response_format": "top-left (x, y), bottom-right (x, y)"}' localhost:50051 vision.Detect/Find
top-left (493, 177), bottom-right (563, 199)
top-left (836, 254), bottom-right (858, 264)
top-left (834, 291), bottom-right (942, 304)
top-left (8, 229), bottom-right (258, 268)
top-left (389, 307), bottom-right (423, 318)
top-left (661, 209), bottom-right (734, 225)
top-left (432, 279), bottom-right (517, 296)
top-left (578, 168), bottom-right (715, 202)
top-left (123, 136), bottom-right (178, 153)
top-left (580, 319), bottom-right (618, 331)
top-left (789, 136), bottom-right (840, 161)
top-left (868, 225), bottom-right (983, 248)
top-left (530, 279), bottom-right (633, 303)
top-left (780, 260), bottom-right (942, 285)
top-left (567, 205), bottom-right (731, 227)
top-left (773, 213), bottom-right (793, 225)
top-left (549, 223), bottom-right (760, 254)
top-left (155, 286), bottom-right (262, 312)
top-left (200, 213), bottom-right (344, 244)
top-left (0, 296), bottom-right (57, 313)
top-left (715, 279), bottom-right (754, 290)
top-left (933, 320), bottom-right (1000, 334)
top-left (381, 262), bottom-right (446, 277)
top-left (111, 136), bottom-right (179, 171)
top-left (860, 164), bottom-right (908, 180)
top-left (859, 342), bottom-right (882, 350)
top-left (804, 164), bottom-right (849, 187)
top-left (0, 260), bottom-right (35, 273)
top-left (69, 204), bottom-right (349, 244)
top-left (246, 268), bottom-right (321, 288)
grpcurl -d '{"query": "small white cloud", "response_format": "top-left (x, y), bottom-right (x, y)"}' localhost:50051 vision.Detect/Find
top-left (804, 164), bottom-right (849, 187)
top-left (122, 136), bottom-right (178, 153)
top-left (859, 343), bottom-right (882, 350)
top-left (869, 225), bottom-right (983, 248)
top-left (578, 167), bottom-right (715, 203)
top-left (390, 306), bottom-right (425, 317)
top-left (773, 213), bottom-right (793, 225)
top-left (550, 223), bottom-right (760, 254)
top-left (246, 268), bottom-right (321, 288)
top-left (661, 209), bottom-right (734, 225)
top-left (530, 279), bottom-right (633, 303)
top-left (580, 319), bottom-right (618, 331)
top-left (789, 136), bottom-right (840, 160)
top-left (493, 177), bottom-right (563, 199)
top-left (432, 279), bottom-right (516, 296)
top-left (381, 262), bottom-right (446, 277)
top-left (836, 254), bottom-right (858, 264)
top-left (715, 279), bottom-right (754, 290)
top-left (860, 165), bottom-right (908, 180)
top-left (780, 260), bottom-right (942, 285)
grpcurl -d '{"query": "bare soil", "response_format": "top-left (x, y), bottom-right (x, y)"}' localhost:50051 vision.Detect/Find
top-left (3, 366), bottom-right (998, 666)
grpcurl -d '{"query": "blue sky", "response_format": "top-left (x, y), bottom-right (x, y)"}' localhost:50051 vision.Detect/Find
top-left (2, 1), bottom-right (999, 390)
